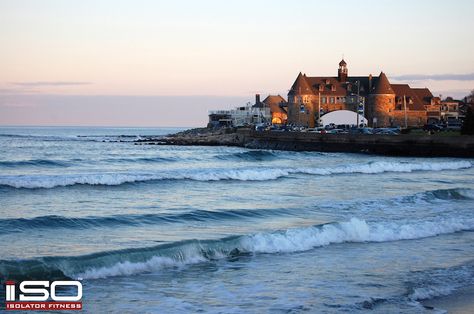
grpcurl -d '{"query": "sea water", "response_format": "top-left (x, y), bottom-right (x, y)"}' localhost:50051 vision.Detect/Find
top-left (0, 126), bottom-right (473, 313)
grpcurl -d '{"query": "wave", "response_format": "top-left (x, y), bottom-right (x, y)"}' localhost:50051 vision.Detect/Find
top-left (0, 160), bottom-right (471, 189)
top-left (0, 159), bottom-right (70, 168)
top-left (2, 216), bottom-right (474, 280)
top-left (216, 150), bottom-right (278, 161)
top-left (407, 263), bottom-right (474, 301)
top-left (103, 156), bottom-right (176, 163)
top-left (0, 207), bottom-right (285, 234)
top-left (0, 188), bottom-right (471, 235)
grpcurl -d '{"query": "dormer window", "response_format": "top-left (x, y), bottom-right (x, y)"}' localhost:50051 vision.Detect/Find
top-left (325, 79), bottom-right (330, 85)
top-left (319, 84), bottom-right (324, 91)
top-left (331, 85), bottom-right (336, 91)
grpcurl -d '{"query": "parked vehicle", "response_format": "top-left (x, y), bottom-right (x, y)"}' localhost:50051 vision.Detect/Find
top-left (445, 121), bottom-right (462, 131)
top-left (423, 124), bottom-right (444, 132)
top-left (373, 128), bottom-right (400, 135)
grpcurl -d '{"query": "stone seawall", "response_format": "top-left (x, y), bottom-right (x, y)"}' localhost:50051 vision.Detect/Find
top-left (239, 130), bottom-right (474, 157)
top-left (137, 128), bottom-right (474, 157)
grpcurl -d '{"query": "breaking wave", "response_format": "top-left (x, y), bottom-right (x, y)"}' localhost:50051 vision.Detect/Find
top-left (0, 160), bottom-right (471, 189)
top-left (2, 216), bottom-right (474, 281)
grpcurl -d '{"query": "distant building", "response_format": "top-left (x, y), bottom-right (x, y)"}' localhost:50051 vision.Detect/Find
top-left (208, 96), bottom-right (270, 128)
top-left (287, 59), bottom-right (439, 128)
top-left (253, 94), bottom-right (288, 124)
top-left (426, 96), bottom-right (467, 124)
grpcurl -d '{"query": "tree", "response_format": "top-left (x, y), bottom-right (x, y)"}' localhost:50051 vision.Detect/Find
top-left (461, 106), bottom-right (474, 135)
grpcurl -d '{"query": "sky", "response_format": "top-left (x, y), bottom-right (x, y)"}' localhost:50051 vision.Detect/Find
top-left (1, 0), bottom-right (473, 127)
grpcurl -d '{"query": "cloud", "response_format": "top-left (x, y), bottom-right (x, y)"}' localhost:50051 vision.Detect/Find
top-left (0, 88), bottom-right (40, 95)
top-left (10, 81), bottom-right (93, 87)
top-left (392, 73), bottom-right (474, 81)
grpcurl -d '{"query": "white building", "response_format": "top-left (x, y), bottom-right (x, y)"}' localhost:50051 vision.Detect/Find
top-left (208, 104), bottom-right (271, 127)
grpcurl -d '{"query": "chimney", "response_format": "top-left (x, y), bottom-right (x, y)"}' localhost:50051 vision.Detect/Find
top-left (368, 74), bottom-right (373, 91)
top-left (255, 94), bottom-right (261, 105)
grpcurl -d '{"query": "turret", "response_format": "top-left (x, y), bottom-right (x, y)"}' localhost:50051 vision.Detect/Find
top-left (368, 71), bottom-right (395, 127)
top-left (338, 59), bottom-right (348, 82)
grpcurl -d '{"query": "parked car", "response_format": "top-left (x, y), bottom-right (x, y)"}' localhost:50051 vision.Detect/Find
top-left (349, 127), bottom-right (373, 134)
top-left (373, 128), bottom-right (400, 135)
top-left (423, 124), bottom-right (444, 132)
top-left (445, 122), bottom-right (462, 131)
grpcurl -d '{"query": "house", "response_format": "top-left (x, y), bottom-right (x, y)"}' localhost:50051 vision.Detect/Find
top-left (255, 95), bottom-right (288, 124)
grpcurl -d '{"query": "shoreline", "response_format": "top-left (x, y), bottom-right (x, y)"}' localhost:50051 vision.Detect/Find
top-left (421, 285), bottom-right (474, 313)
top-left (135, 127), bottom-right (474, 158)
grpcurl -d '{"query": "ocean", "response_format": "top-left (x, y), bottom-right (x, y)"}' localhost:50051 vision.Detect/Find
top-left (0, 126), bottom-right (473, 313)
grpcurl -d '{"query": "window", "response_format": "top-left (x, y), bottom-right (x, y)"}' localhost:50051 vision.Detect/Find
top-left (321, 97), bottom-right (327, 104)
top-left (330, 97), bottom-right (335, 104)
top-left (331, 85), bottom-right (336, 91)
top-left (319, 85), bottom-right (324, 91)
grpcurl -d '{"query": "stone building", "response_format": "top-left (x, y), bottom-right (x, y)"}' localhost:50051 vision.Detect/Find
top-left (287, 59), bottom-right (438, 128)
top-left (262, 95), bottom-right (288, 124)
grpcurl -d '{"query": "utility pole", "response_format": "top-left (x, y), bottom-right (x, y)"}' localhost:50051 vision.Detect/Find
top-left (318, 92), bottom-right (321, 127)
top-left (403, 94), bottom-right (408, 129)
top-left (356, 81), bottom-right (360, 128)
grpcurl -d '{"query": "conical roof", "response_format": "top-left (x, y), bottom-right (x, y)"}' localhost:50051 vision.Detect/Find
top-left (289, 72), bottom-right (312, 95)
top-left (374, 72), bottom-right (395, 94)
top-left (339, 59), bottom-right (347, 66)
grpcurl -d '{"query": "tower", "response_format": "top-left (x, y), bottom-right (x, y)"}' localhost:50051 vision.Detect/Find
top-left (338, 59), bottom-right (348, 82)
top-left (368, 72), bottom-right (395, 127)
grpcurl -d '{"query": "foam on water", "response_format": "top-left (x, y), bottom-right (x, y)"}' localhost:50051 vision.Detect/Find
top-left (2, 216), bottom-right (474, 280)
top-left (0, 160), bottom-right (470, 189)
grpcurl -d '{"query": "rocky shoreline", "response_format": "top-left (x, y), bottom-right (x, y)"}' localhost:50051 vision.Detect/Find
top-left (135, 127), bottom-right (245, 147)
top-left (134, 127), bottom-right (474, 157)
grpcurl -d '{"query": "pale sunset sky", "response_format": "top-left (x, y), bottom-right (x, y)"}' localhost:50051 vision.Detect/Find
top-left (1, 0), bottom-right (473, 127)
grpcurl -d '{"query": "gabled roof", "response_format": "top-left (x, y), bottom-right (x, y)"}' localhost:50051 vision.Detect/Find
top-left (288, 72), bottom-right (312, 95)
top-left (374, 72), bottom-right (395, 95)
top-left (262, 95), bottom-right (287, 114)
top-left (304, 76), bottom-right (347, 96)
top-left (412, 88), bottom-right (434, 107)
top-left (391, 84), bottom-right (426, 110)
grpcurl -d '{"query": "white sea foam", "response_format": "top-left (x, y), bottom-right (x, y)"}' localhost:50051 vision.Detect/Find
top-left (410, 285), bottom-right (457, 300)
top-left (76, 255), bottom-right (207, 280)
top-left (240, 217), bottom-right (474, 253)
top-left (73, 216), bottom-right (474, 279)
top-left (0, 160), bottom-right (471, 189)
